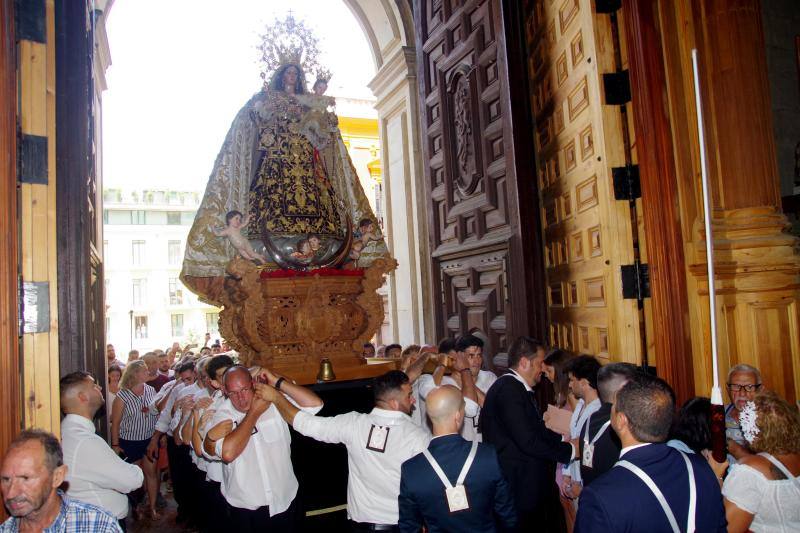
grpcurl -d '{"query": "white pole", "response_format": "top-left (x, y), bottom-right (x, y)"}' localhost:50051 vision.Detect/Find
top-left (691, 49), bottom-right (723, 406)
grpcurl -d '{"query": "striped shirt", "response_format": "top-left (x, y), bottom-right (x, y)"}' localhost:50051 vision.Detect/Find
top-left (0, 491), bottom-right (121, 532)
top-left (117, 385), bottom-right (158, 441)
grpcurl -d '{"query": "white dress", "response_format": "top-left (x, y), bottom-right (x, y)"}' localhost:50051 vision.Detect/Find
top-left (723, 461), bottom-right (800, 532)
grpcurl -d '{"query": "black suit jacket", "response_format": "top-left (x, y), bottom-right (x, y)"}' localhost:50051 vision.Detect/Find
top-left (578, 401), bottom-right (621, 487)
top-left (479, 374), bottom-right (572, 517)
top-left (398, 434), bottom-right (516, 533)
top-left (575, 443), bottom-right (727, 532)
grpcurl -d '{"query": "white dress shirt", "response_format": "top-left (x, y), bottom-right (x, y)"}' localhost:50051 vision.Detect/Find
top-left (61, 414), bottom-right (144, 519)
top-left (210, 397), bottom-right (323, 514)
top-left (169, 382), bottom-right (201, 434)
top-left (417, 374), bottom-right (480, 434)
top-left (565, 397), bottom-right (601, 482)
top-left (461, 370), bottom-right (497, 442)
top-left (293, 407), bottom-right (430, 525)
top-left (153, 381), bottom-right (185, 436)
top-left (198, 390), bottom-right (226, 483)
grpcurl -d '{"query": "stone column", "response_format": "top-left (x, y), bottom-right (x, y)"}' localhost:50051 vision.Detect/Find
top-left (369, 46), bottom-right (436, 346)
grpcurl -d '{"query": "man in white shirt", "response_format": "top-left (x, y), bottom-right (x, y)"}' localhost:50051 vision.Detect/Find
top-left (456, 334), bottom-right (497, 441)
top-left (560, 355), bottom-right (602, 501)
top-left (259, 369), bottom-right (429, 532)
top-left (59, 371), bottom-right (143, 526)
top-left (146, 360), bottom-right (196, 527)
top-left (203, 366), bottom-right (323, 532)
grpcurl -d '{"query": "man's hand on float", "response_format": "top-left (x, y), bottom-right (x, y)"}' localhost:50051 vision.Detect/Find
top-left (250, 395), bottom-right (270, 416)
top-left (194, 397), bottom-right (213, 411)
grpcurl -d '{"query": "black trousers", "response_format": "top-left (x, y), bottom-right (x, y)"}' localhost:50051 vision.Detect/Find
top-left (166, 437), bottom-right (196, 522)
top-left (200, 478), bottom-right (230, 533)
top-left (229, 497), bottom-right (298, 532)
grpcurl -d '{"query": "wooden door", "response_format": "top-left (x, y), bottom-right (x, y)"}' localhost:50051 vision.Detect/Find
top-left (522, 0), bottom-right (647, 363)
top-left (414, 0), bottom-right (547, 358)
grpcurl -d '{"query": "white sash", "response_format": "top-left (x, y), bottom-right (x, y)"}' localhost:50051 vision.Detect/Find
top-left (615, 450), bottom-right (696, 533)
top-left (423, 441), bottom-right (478, 490)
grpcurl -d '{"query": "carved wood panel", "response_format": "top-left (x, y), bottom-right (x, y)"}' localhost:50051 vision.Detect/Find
top-left (415, 0), bottom-right (535, 355)
top-left (415, 0), bottom-right (544, 357)
top-left (523, 0), bottom-right (644, 362)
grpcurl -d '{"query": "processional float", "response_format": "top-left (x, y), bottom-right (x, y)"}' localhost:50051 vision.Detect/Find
top-left (179, 15), bottom-right (396, 383)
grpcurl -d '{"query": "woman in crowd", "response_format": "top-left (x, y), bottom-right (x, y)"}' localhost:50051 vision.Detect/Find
top-left (716, 391), bottom-right (800, 532)
top-left (107, 364), bottom-right (122, 406)
top-left (541, 348), bottom-right (577, 531)
top-left (111, 359), bottom-right (160, 520)
top-left (667, 396), bottom-right (712, 454)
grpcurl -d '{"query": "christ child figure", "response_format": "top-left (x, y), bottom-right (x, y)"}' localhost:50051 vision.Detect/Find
top-left (290, 238), bottom-right (314, 260)
top-left (211, 210), bottom-right (267, 263)
top-left (344, 240), bottom-right (364, 270)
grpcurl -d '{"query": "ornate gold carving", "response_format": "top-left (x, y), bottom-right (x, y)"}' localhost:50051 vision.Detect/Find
top-left (218, 257), bottom-right (397, 379)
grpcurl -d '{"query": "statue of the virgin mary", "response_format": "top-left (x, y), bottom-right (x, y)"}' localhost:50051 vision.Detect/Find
top-left (181, 15), bottom-right (390, 304)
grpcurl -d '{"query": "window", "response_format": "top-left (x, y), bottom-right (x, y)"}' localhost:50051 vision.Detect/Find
top-left (132, 210), bottom-right (146, 224)
top-left (132, 240), bottom-right (145, 265)
top-left (171, 314), bottom-right (184, 337)
top-left (168, 240), bottom-right (182, 265)
top-left (132, 278), bottom-right (146, 306)
top-left (206, 312), bottom-right (219, 335)
top-left (167, 212), bottom-right (181, 225)
top-left (134, 316), bottom-right (148, 339)
top-left (169, 278), bottom-right (183, 305)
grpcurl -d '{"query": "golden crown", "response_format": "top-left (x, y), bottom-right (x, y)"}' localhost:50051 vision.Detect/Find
top-left (258, 13), bottom-right (329, 86)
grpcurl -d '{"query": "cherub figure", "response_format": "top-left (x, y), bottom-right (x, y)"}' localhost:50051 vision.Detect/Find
top-left (343, 240), bottom-right (364, 270)
top-left (211, 210), bottom-right (267, 263)
top-left (290, 238), bottom-right (314, 260)
top-left (358, 218), bottom-right (379, 246)
top-left (308, 235), bottom-right (322, 253)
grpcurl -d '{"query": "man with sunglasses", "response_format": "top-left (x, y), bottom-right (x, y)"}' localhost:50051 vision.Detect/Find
top-left (725, 363), bottom-right (763, 461)
top-left (202, 366), bottom-right (323, 532)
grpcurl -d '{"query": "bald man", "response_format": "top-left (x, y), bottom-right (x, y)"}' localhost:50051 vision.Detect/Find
top-left (60, 371), bottom-right (143, 526)
top-left (398, 385), bottom-right (516, 532)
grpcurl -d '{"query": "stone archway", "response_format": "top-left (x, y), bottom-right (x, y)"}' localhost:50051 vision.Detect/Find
top-left (344, 0), bottom-right (435, 346)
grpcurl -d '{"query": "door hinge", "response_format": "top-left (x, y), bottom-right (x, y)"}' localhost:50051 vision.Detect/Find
top-left (621, 262), bottom-right (650, 301)
top-left (612, 164), bottom-right (641, 201)
top-left (603, 70), bottom-right (631, 105)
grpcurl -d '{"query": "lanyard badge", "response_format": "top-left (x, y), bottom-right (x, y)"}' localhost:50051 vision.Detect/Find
top-left (366, 424), bottom-right (390, 453)
top-left (423, 441), bottom-right (479, 514)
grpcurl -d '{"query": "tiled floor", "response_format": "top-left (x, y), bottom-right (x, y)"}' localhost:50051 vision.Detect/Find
top-left (126, 487), bottom-right (191, 533)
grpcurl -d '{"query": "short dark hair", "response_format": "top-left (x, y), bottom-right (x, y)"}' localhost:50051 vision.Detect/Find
top-left (615, 375), bottom-right (675, 443)
top-left (358, 218), bottom-right (373, 229)
top-left (107, 365), bottom-right (123, 377)
top-left (225, 210), bottom-right (243, 224)
top-left (10, 429), bottom-right (63, 472)
top-left (177, 361), bottom-right (196, 374)
top-left (373, 370), bottom-right (409, 403)
top-left (363, 343), bottom-right (375, 349)
top-left (385, 344), bottom-right (402, 354)
top-left (669, 396), bottom-right (712, 454)
top-left (437, 338), bottom-right (456, 354)
top-left (564, 355), bottom-right (601, 390)
top-left (206, 354), bottom-right (235, 382)
top-left (455, 334), bottom-right (483, 352)
top-left (60, 371), bottom-right (93, 400)
top-left (507, 336), bottom-right (545, 370)
top-left (597, 362), bottom-right (639, 403)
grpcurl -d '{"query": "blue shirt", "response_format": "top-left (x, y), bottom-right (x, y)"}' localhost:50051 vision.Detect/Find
top-left (0, 491), bottom-right (121, 532)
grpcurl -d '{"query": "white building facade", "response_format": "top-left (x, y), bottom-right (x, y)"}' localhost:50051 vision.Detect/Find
top-left (103, 189), bottom-right (221, 355)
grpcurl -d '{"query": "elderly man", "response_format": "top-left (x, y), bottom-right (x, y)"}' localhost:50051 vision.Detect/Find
top-left (260, 370), bottom-right (429, 532)
top-left (399, 385), bottom-right (516, 532)
top-left (204, 366), bottom-right (323, 531)
top-left (480, 336), bottom-right (576, 532)
top-left (575, 376), bottom-right (726, 532)
top-left (725, 363), bottom-right (763, 461)
top-left (60, 372), bottom-right (143, 528)
top-left (0, 429), bottom-right (121, 532)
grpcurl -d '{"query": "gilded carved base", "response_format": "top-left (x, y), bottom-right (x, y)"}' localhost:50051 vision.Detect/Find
top-left (687, 207), bottom-right (800, 404)
top-left (218, 257), bottom-right (398, 384)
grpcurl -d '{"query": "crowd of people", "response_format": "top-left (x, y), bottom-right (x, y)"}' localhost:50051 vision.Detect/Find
top-left (0, 335), bottom-right (798, 532)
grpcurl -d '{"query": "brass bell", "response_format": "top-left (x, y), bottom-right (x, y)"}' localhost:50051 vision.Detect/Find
top-left (317, 357), bottom-right (336, 382)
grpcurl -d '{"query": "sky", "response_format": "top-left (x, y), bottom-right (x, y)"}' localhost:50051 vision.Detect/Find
top-left (102, 0), bottom-right (375, 191)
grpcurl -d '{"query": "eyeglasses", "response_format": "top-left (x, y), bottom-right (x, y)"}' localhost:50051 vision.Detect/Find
top-left (727, 383), bottom-right (762, 393)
